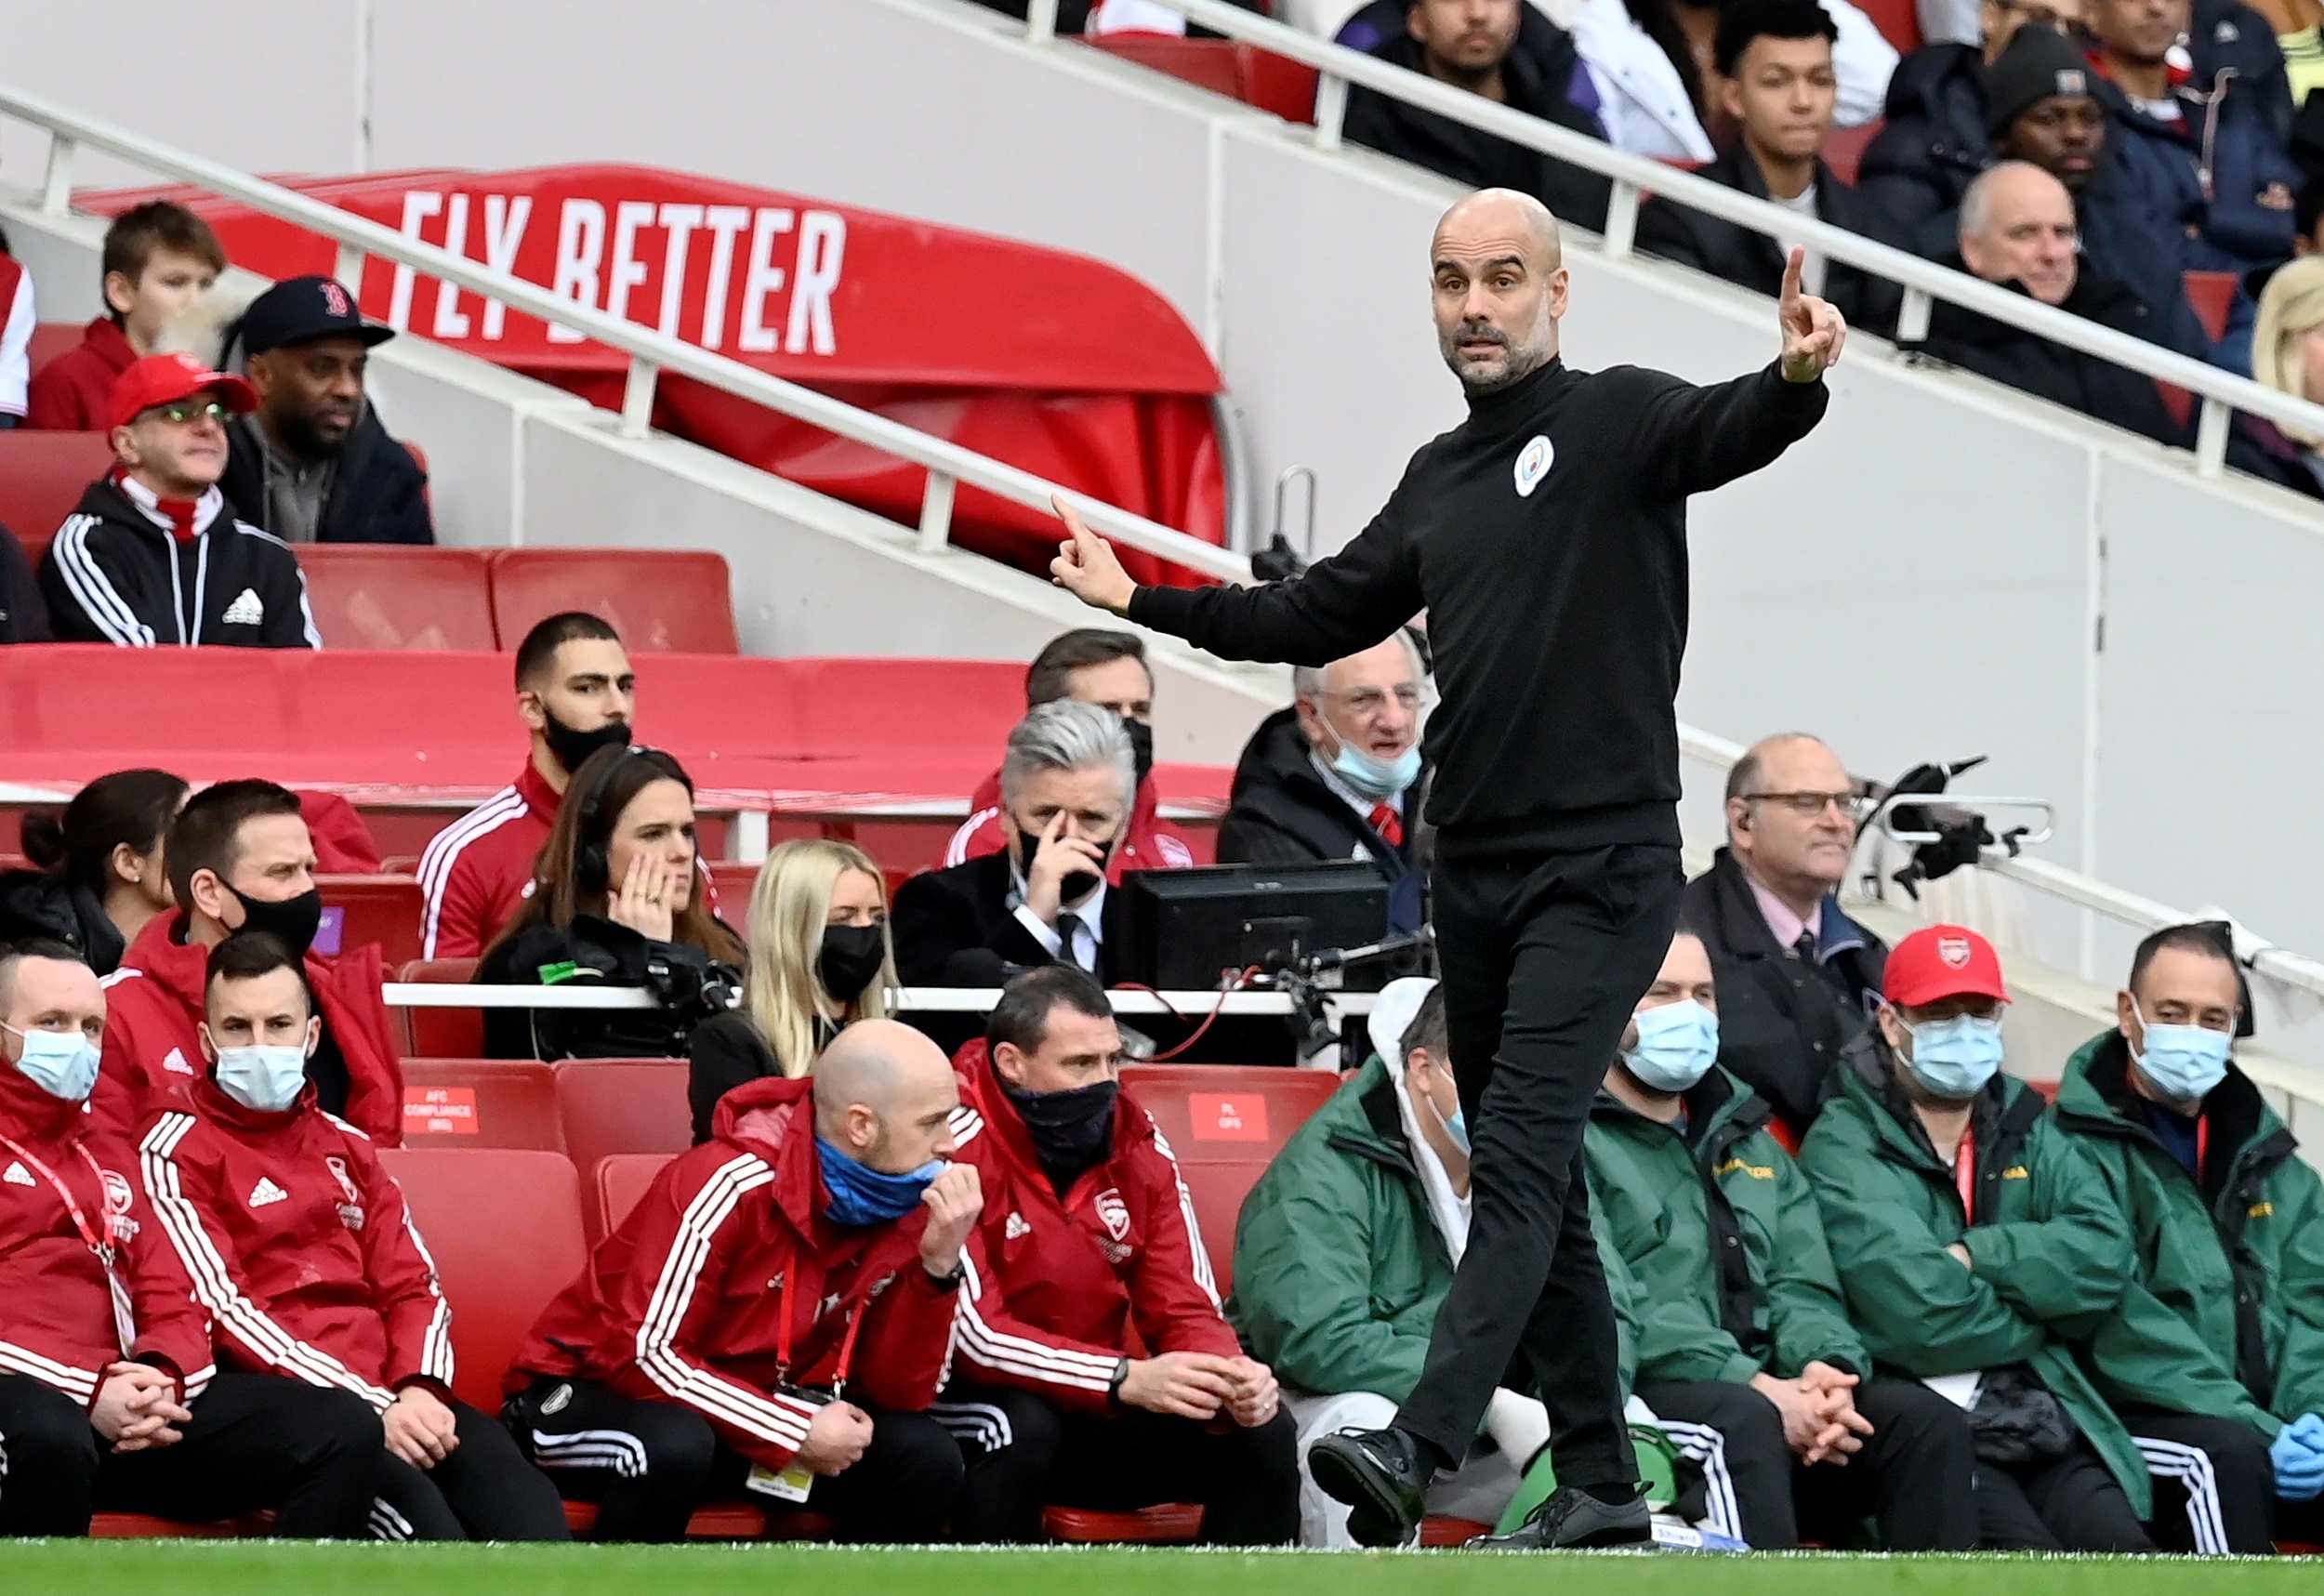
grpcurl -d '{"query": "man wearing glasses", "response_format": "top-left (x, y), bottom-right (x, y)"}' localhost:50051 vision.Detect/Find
top-left (1217, 632), bottom-right (1433, 932)
top-left (1680, 733), bottom-right (1886, 1135)
top-left (39, 352), bottom-right (320, 648)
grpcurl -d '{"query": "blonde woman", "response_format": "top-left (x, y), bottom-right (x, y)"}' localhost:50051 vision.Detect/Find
top-left (686, 838), bottom-right (897, 1141)
top-left (2230, 256), bottom-right (2324, 502)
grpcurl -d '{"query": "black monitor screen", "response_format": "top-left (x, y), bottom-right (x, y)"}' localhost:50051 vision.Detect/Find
top-left (1119, 862), bottom-right (1390, 990)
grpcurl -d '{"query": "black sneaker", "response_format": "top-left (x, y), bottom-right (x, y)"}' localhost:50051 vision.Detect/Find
top-left (1473, 1485), bottom-right (1653, 1550)
top-left (1307, 1426), bottom-right (1430, 1549)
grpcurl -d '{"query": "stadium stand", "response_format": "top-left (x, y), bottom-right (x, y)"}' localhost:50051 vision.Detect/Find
top-left (0, 429), bottom-right (112, 569)
top-left (551, 1058), bottom-right (694, 1195)
top-left (294, 546), bottom-right (497, 651)
top-left (400, 1059), bottom-right (561, 1151)
top-left (485, 548), bottom-right (739, 655)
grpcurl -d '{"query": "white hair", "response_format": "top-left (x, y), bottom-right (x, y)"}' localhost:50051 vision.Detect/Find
top-left (998, 698), bottom-right (1134, 810)
top-left (1292, 630), bottom-right (1432, 702)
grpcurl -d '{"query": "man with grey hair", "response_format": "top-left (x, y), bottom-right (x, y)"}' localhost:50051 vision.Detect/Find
top-left (1050, 186), bottom-right (1843, 1550)
top-left (893, 698), bottom-right (1137, 986)
top-left (1219, 632), bottom-right (1433, 934)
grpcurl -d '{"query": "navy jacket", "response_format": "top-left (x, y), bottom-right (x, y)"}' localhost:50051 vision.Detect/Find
top-left (2092, 70), bottom-right (2298, 277)
top-left (220, 405), bottom-right (434, 547)
top-left (1858, 42), bottom-right (1988, 256)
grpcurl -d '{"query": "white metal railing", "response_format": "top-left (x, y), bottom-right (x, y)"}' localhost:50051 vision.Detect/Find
top-left (0, 86), bottom-right (1250, 587)
top-left (383, 983), bottom-right (1376, 1015)
top-left (1039, 0), bottom-right (2324, 480)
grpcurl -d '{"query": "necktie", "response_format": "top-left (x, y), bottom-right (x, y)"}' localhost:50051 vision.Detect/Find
top-left (1368, 802), bottom-right (1404, 849)
top-left (1791, 929), bottom-right (1817, 963)
top-left (1054, 912), bottom-right (1089, 971)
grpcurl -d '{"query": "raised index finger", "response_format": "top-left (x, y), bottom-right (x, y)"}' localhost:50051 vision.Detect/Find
top-left (1780, 246), bottom-right (1803, 305)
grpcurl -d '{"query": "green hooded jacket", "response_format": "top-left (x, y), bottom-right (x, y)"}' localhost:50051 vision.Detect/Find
top-left (1586, 1064), bottom-right (1868, 1388)
top-left (1799, 1042), bottom-right (2149, 1515)
top-left (2051, 1028), bottom-right (2324, 1440)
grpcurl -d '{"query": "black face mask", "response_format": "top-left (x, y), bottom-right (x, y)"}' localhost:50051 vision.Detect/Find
top-left (816, 923), bottom-right (887, 1000)
top-left (1000, 1076), bottom-right (1119, 1181)
top-left (1122, 717), bottom-right (1155, 792)
top-left (542, 709), bottom-right (633, 776)
top-left (1015, 830), bottom-right (1107, 908)
top-left (227, 884), bottom-right (324, 958)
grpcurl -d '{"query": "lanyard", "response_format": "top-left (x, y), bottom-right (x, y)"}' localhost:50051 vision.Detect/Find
top-left (1952, 1123), bottom-right (1976, 1222)
top-left (0, 1133), bottom-right (116, 1268)
top-left (773, 1259), bottom-right (866, 1397)
top-left (2196, 1115), bottom-right (2210, 1181)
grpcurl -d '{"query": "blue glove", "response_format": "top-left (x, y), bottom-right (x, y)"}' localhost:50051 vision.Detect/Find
top-left (2270, 1420), bottom-right (2324, 1500)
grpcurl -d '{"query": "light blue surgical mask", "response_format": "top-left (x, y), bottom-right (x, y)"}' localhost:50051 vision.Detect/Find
top-left (1445, 1104), bottom-right (1471, 1154)
top-left (4, 1022), bottom-right (100, 1102)
top-left (1623, 999), bottom-right (1720, 1094)
top-left (1331, 739), bottom-right (1422, 802)
top-left (1902, 1014), bottom-right (2003, 1101)
top-left (2131, 1002), bottom-right (2232, 1105)
top-left (213, 1044), bottom-right (310, 1114)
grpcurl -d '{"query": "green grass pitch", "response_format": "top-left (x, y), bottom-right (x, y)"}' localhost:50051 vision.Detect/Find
top-left (0, 1544), bottom-right (2312, 1596)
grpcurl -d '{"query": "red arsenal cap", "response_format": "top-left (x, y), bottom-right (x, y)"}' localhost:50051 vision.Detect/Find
top-left (108, 351), bottom-right (258, 431)
top-left (1884, 924), bottom-right (2011, 1009)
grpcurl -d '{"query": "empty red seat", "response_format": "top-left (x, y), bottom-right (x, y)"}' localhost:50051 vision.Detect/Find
top-left (1234, 42), bottom-right (1319, 124)
top-left (26, 322), bottom-right (83, 385)
top-left (1821, 119), bottom-right (1882, 187)
top-left (295, 546), bottom-right (496, 651)
top-left (594, 1151), bottom-right (678, 1242)
top-left (0, 430), bottom-right (114, 569)
top-left (2184, 270), bottom-right (2238, 345)
top-left (1081, 35), bottom-right (1243, 99)
top-left (554, 1060), bottom-right (694, 1188)
top-left (402, 1059), bottom-right (561, 1151)
top-left (706, 861), bottom-right (760, 921)
top-left (316, 874), bottom-right (423, 969)
top-left (487, 548), bottom-right (738, 654)
top-left (396, 957), bottom-right (485, 1060)
top-left (1044, 1504), bottom-right (1204, 1544)
top-left (379, 1147), bottom-right (587, 1413)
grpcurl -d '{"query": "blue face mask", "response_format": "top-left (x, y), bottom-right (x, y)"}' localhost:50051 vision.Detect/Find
top-left (1331, 739), bottom-right (1422, 802)
top-left (5, 1023), bottom-right (100, 1102)
top-left (818, 1134), bottom-right (946, 1227)
top-left (1445, 1104), bottom-right (1470, 1154)
top-left (1902, 1013), bottom-right (2003, 1101)
top-left (213, 1043), bottom-right (310, 1114)
top-left (2131, 1002), bottom-right (2233, 1105)
top-left (1623, 999), bottom-right (1720, 1094)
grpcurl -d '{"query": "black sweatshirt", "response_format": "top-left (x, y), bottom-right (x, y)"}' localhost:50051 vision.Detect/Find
top-left (1129, 358), bottom-right (1827, 858)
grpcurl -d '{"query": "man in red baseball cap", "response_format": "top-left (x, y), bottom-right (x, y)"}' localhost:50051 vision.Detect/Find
top-left (37, 352), bottom-right (320, 649)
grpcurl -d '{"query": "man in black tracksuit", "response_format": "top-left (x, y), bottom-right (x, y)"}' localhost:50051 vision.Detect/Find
top-left (1050, 187), bottom-right (1842, 1549)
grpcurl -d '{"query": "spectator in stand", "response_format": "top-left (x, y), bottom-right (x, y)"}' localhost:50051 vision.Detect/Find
top-left (0, 229), bottom-right (33, 429)
top-left (26, 202), bottom-right (224, 432)
top-left (0, 769), bottom-right (189, 973)
top-left (138, 934), bottom-right (572, 1542)
top-left (971, 0), bottom-right (1266, 29)
top-left (1235, 980), bottom-right (1562, 1546)
top-left (1218, 634), bottom-right (1433, 934)
top-left (2215, 170), bottom-right (2324, 378)
top-left (1908, 163), bottom-right (2185, 444)
top-left (1680, 735), bottom-right (1883, 1136)
top-left (941, 967), bottom-right (1298, 1544)
top-left (1637, 0), bottom-right (1911, 336)
top-left (479, 745), bottom-right (743, 1061)
top-left (39, 354), bottom-right (322, 649)
top-left (2051, 922), bottom-right (2324, 1554)
top-left (944, 629), bottom-right (1194, 879)
top-left (218, 276), bottom-right (432, 547)
top-left (504, 1020), bottom-right (980, 1542)
top-left (687, 838), bottom-right (897, 1142)
top-left (1343, 0), bottom-right (1616, 231)
top-left (0, 521), bottom-right (46, 640)
top-left (97, 780), bottom-right (402, 1151)
top-left (896, 701), bottom-right (1135, 987)
top-left (2228, 254), bottom-right (2324, 495)
top-left (1587, 924), bottom-right (1979, 1550)
top-left (0, 939), bottom-right (390, 1539)
top-left (1801, 925), bottom-right (2156, 1550)
top-left (419, 613), bottom-right (635, 961)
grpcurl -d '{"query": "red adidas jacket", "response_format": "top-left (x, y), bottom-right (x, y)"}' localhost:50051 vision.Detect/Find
top-left (138, 1078), bottom-right (451, 1410)
top-left (946, 1042), bottom-right (1240, 1412)
top-left (416, 762), bottom-right (557, 961)
top-left (96, 912), bottom-right (403, 1153)
top-left (0, 1064), bottom-right (214, 1407)
top-left (26, 316), bottom-right (135, 432)
top-left (943, 769), bottom-right (1195, 882)
top-left (509, 1073), bottom-right (963, 1470)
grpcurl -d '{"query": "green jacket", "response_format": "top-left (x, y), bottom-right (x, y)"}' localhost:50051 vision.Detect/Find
top-left (1586, 1065), bottom-right (1868, 1389)
top-left (1800, 1044), bottom-right (2149, 1515)
top-left (2051, 1029), bottom-right (2324, 1440)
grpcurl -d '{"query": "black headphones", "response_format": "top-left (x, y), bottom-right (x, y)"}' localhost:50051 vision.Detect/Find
top-left (572, 745), bottom-right (643, 898)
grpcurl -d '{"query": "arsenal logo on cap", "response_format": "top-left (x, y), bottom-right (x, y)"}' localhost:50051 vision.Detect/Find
top-left (1938, 936), bottom-right (1972, 969)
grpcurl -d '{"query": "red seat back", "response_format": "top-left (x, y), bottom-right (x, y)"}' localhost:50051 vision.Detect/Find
top-left (395, 957), bottom-right (484, 1060)
top-left (1853, 0), bottom-right (1921, 50)
top-left (1235, 42), bottom-right (1319, 124)
top-left (554, 1060), bottom-right (694, 1186)
top-left (0, 431), bottom-right (114, 569)
top-left (486, 548), bottom-right (738, 654)
top-left (27, 323), bottom-right (82, 384)
top-left (2183, 270), bottom-right (2238, 345)
top-left (595, 1151), bottom-right (678, 1243)
top-left (1821, 119), bottom-right (1882, 187)
top-left (379, 1147), bottom-right (587, 1411)
top-left (295, 546), bottom-right (496, 651)
top-left (1082, 35), bottom-right (1243, 99)
top-left (316, 874), bottom-right (423, 969)
top-left (706, 861), bottom-right (760, 927)
top-left (402, 1059), bottom-right (561, 1151)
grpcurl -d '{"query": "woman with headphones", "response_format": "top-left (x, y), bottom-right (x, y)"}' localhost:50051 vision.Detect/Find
top-left (479, 744), bottom-right (744, 1060)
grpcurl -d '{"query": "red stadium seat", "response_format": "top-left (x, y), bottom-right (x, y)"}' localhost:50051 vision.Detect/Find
top-left (1044, 1504), bottom-right (1204, 1543)
top-left (554, 1059), bottom-right (694, 1187)
top-left (315, 874), bottom-right (423, 968)
top-left (88, 1512), bottom-right (259, 1537)
top-left (1821, 119), bottom-right (1882, 187)
top-left (379, 1146), bottom-right (588, 1412)
top-left (559, 1499), bottom-right (832, 1539)
top-left (595, 1151), bottom-right (678, 1241)
top-left (1421, 1516), bottom-right (1492, 1547)
top-left (1081, 35), bottom-right (1243, 99)
top-left (1853, 0), bottom-right (1921, 50)
top-left (1235, 42), bottom-right (1320, 124)
top-left (402, 1059), bottom-right (561, 1150)
top-left (707, 861), bottom-right (760, 921)
top-left (26, 322), bottom-right (82, 385)
top-left (0, 430), bottom-right (114, 569)
top-left (396, 957), bottom-right (485, 1060)
top-left (486, 548), bottom-right (739, 654)
top-left (2183, 270), bottom-right (2238, 345)
top-left (295, 545), bottom-right (497, 651)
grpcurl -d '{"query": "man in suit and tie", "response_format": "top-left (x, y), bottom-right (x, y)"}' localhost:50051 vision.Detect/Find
top-left (894, 700), bottom-right (1135, 988)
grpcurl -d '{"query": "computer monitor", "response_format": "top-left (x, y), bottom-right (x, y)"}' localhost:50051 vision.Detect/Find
top-left (1118, 862), bottom-right (1392, 991)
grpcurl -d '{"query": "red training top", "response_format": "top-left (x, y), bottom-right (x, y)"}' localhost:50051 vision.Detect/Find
top-left (27, 316), bottom-right (137, 432)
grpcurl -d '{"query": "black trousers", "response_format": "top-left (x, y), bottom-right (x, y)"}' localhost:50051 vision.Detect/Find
top-left (0, 1370), bottom-right (382, 1538)
top-left (940, 1384), bottom-right (1301, 1545)
top-left (505, 1378), bottom-right (962, 1543)
top-left (1400, 843), bottom-right (1683, 1487)
top-left (1638, 1378), bottom-right (1978, 1550)
top-left (2130, 1410), bottom-right (2324, 1555)
top-left (371, 1397), bottom-right (571, 1541)
top-left (1972, 1442), bottom-right (2155, 1551)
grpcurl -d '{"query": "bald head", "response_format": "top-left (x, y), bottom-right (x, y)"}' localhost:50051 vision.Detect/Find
top-left (813, 1018), bottom-right (961, 1174)
top-left (1725, 732), bottom-right (1858, 909)
top-left (1431, 190), bottom-right (1569, 396)
top-left (1960, 161), bottom-right (2079, 306)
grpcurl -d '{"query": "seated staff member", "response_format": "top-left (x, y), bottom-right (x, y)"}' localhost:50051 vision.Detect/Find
top-left (2053, 922), bottom-right (2324, 1555)
top-left (893, 701), bottom-right (1134, 987)
top-left (0, 940), bottom-right (383, 1539)
top-left (940, 966), bottom-right (1298, 1545)
top-left (1235, 979), bottom-right (1560, 1548)
top-left (479, 745), bottom-right (743, 1061)
top-left (504, 1021), bottom-right (980, 1543)
top-left (688, 839), bottom-right (896, 1143)
top-left (418, 613), bottom-right (635, 961)
top-left (1801, 925), bottom-right (2154, 1551)
top-left (137, 934), bottom-right (570, 1541)
top-left (1587, 923), bottom-right (1977, 1550)
top-left (97, 779), bottom-right (402, 1150)
top-left (0, 767), bottom-right (187, 974)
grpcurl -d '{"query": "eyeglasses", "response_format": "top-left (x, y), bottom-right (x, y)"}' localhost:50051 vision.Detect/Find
top-left (1322, 685), bottom-right (1425, 717)
top-left (150, 401), bottom-right (232, 426)
top-left (1742, 789), bottom-right (1865, 820)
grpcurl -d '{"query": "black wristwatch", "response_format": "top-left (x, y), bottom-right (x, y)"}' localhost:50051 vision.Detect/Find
top-left (1106, 1357), bottom-right (1130, 1409)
